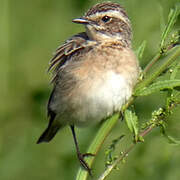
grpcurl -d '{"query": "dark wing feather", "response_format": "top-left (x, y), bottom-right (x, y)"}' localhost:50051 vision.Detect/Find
top-left (48, 32), bottom-right (89, 73)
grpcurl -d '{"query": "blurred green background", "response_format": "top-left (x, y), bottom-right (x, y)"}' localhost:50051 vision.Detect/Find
top-left (1, 0), bottom-right (180, 179)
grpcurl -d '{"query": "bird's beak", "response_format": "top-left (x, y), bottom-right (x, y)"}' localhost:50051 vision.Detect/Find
top-left (72, 17), bottom-right (91, 25)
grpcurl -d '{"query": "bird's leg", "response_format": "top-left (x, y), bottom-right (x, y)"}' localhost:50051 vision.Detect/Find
top-left (70, 125), bottom-right (94, 176)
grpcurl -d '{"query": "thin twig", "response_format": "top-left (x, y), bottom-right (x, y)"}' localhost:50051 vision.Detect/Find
top-left (143, 44), bottom-right (178, 74)
top-left (143, 53), bottom-right (161, 74)
top-left (97, 125), bottom-right (154, 180)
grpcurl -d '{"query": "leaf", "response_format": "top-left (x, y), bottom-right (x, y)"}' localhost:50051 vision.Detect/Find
top-left (170, 62), bottom-right (180, 80)
top-left (160, 3), bottom-right (180, 50)
top-left (105, 135), bottom-right (125, 167)
top-left (135, 79), bottom-right (180, 96)
top-left (161, 124), bottom-right (180, 145)
top-left (135, 41), bottom-right (146, 60)
top-left (164, 134), bottom-right (180, 145)
top-left (159, 4), bottom-right (166, 34)
top-left (124, 109), bottom-right (139, 142)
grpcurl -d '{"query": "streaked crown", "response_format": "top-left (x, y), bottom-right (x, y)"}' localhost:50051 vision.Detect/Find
top-left (85, 2), bottom-right (128, 18)
top-left (73, 2), bottom-right (132, 45)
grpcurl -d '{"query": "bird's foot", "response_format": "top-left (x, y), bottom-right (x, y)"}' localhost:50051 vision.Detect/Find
top-left (77, 152), bottom-right (95, 176)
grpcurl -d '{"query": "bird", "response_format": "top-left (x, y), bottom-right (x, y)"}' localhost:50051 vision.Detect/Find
top-left (37, 2), bottom-right (140, 175)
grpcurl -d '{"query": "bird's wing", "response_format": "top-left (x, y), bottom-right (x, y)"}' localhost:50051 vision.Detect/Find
top-left (46, 32), bottom-right (91, 122)
top-left (48, 32), bottom-right (89, 77)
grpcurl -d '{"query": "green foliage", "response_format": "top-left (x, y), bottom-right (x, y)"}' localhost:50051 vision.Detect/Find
top-left (160, 3), bottom-right (180, 52)
top-left (1, 1), bottom-right (180, 180)
top-left (105, 135), bottom-right (124, 167)
top-left (135, 79), bottom-right (180, 96)
top-left (161, 128), bottom-right (180, 145)
top-left (135, 40), bottom-right (147, 60)
top-left (124, 109), bottom-right (139, 142)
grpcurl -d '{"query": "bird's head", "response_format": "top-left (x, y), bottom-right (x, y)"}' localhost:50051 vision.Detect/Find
top-left (73, 2), bottom-right (132, 45)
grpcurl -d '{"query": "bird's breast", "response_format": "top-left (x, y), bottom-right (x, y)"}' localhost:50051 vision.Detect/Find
top-left (70, 71), bottom-right (132, 126)
top-left (51, 46), bottom-right (139, 127)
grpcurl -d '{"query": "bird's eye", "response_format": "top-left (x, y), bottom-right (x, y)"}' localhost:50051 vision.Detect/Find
top-left (101, 16), bottom-right (111, 23)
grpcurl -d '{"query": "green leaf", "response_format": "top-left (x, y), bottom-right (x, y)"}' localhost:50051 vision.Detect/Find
top-left (160, 3), bottom-right (180, 50)
top-left (124, 109), bottom-right (139, 142)
top-left (164, 134), bottom-right (180, 145)
top-left (170, 62), bottom-right (180, 80)
top-left (135, 41), bottom-right (146, 60)
top-left (161, 124), bottom-right (180, 145)
top-left (159, 4), bottom-right (166, 33)
top-left (105, 135), bottom-right (124, 167)
top-left (135, 79), bottom-right (180, 96)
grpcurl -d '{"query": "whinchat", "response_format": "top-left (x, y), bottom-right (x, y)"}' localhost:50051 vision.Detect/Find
top-left (37, 2), bottom-right (140, 174)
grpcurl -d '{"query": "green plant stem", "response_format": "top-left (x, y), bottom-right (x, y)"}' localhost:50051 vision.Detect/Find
top-left (143, 43), bottom-right (179, 75)
top-left (97, 126), bottom-right (154, 180)
top-left (143, 53), bottom-right (161, 74)
top-left (135, 45), bottom-right (180, 92)
top-left (76, 113), bottom-right (119, 180)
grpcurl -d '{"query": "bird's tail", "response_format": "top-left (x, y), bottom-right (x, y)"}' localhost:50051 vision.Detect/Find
top-left (36, 121), bottom-right (61, 144)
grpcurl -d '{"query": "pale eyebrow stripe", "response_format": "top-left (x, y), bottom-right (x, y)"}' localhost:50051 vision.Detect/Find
top-left (88, 10), bottom-right (129, 25)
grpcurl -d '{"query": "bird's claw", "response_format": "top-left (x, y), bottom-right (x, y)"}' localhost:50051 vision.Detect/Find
top-left (77, 152), bottom-right (95, 176)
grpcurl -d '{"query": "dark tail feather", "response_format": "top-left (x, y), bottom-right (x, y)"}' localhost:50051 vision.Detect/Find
top-left (37, 107), bottom-right (61, 144)
top-left (36, 124), bottom-right (60, 144)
